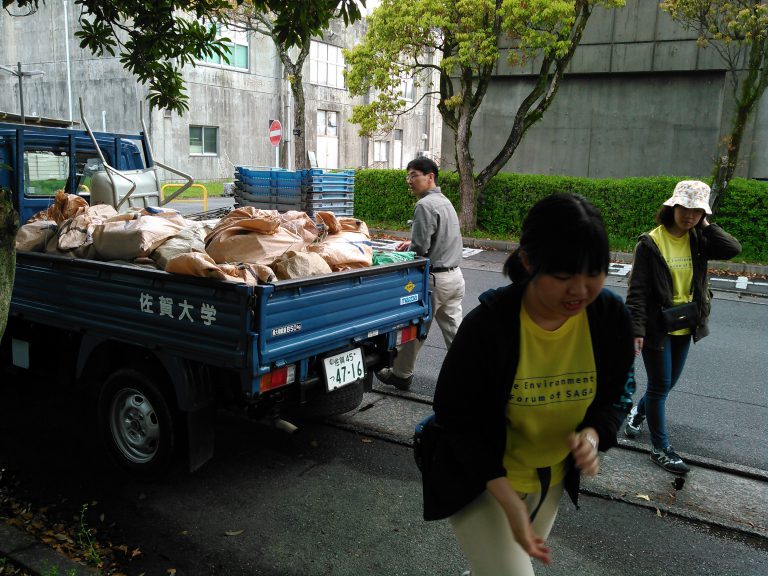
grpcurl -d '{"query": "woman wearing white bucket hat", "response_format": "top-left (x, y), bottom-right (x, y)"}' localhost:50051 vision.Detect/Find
top-left (624, 180), bottom-right (741, 474)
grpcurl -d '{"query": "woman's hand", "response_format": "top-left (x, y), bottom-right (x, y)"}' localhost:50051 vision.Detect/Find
top-left (569, 427), bottom-right (600, 476)
top-left (634, 337), bottom-right (644, 357)
top-left (486, 477), bottom-right (552, 565)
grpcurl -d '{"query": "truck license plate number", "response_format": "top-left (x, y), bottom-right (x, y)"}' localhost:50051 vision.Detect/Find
top-left (323, 348), bottom-right (365, 391)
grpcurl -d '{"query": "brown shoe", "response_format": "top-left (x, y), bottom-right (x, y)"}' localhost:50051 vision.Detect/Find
top-left (376, 368), bottom-right (413, 391)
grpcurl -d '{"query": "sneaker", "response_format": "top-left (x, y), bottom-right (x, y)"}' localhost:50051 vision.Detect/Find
top-left (624, 406), bottom-right (644, 438)
top-left (376, 368), bottom-right (413, 391)
top-left (650, 446), bottom-right (690, 475)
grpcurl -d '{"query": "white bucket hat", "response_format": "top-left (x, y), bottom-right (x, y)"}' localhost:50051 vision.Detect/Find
top-left (663, 180), bottom-right (712, 214)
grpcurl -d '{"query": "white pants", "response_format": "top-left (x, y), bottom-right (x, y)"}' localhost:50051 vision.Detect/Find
top-left (449, 483), bottom-right (564, 576)
top-left (392, 267), bottom-right (465, 378)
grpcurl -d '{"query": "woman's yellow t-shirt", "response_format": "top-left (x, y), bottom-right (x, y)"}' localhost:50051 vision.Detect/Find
top-left (649, 225), bottom-right (693, 336)
top-left (504, 305), bottom-right (597, 492)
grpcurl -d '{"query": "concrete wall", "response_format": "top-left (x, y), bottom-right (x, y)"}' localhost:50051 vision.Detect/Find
top-left (441, 0), bottom-right (767, 180)
top-left (0, 5), bottom-right (442, 183)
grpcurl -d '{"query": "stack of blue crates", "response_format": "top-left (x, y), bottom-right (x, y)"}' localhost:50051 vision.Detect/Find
top-left (233, 167), bottom-right (355, 217)
top-left (234, 167), bottom-right (304, 212)
top-left (303, 168), bottom-right (355, 217)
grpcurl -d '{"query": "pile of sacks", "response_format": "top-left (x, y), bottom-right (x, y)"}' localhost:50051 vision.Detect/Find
top-left (15, 191), bottom-right (374, 285)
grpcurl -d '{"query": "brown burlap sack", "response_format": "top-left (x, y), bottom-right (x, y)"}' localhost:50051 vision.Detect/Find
top-left (92, 212), bottom-right (188, 261)
top-left (315, 211), bottom-right (342, 235)
top-left (280, 211), bottom-right (319, 243)
top-left (15, 221), bottom-right (58, 252)
top-left (205, 208), bottom-right (308, 265)
top-left (272, 250), bottom-right (332, 280)
top-left (151, 224), bottom-right (209, 271)
top-left (57, 204), bottom-right (118, 251)
top-left (47, 190), bottom-right (89, 225)
top-left (165, 252), bottom-right (275, 285)
top-left (338, 217), bottom-right (370, 236)
top-left (308, 231), bottom-right (373, 271)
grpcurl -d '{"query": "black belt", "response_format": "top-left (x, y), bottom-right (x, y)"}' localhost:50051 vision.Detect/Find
top-left (431, 266), bottom-right (458, 273)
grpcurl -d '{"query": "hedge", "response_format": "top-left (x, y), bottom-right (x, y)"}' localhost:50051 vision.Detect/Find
top-left (353, 170), bottom-right (768, 263)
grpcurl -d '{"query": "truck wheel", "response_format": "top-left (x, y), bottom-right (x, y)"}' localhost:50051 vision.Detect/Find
top-left (293, 372), bottom-right (370, 419)
top-left (97, 368), bottom-right (176, 473)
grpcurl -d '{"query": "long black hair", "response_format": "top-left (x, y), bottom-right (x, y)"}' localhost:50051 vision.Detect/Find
top-left (503, 193), bottom-right (610, 283)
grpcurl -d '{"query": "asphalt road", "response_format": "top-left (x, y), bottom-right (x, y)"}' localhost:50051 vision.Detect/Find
top-left (2, 208), bottom-right (766, 575)
top-left (0, 381), bottom-right (766, 576)
top-left (411, 254), bottom-right (768, 472)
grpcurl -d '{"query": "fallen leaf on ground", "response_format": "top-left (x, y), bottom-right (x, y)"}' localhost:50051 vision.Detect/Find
top-left (361, 438), bottom-right (374, 444)
top-left (635, 494), bottom-right (651, 501)
top-left (225, 529), bottom-right (245, 536)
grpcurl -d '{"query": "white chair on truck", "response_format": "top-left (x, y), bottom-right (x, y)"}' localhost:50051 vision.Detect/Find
top-left (80, 98), bottom-right (193, 211)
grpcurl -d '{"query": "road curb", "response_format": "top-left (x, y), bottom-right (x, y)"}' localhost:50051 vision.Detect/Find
top-left (330, 389), bottom-right (768, 541)
top-left (0, 523), bottom-right (100, 576)
top-left (371, 229), bottom-right (768, 276)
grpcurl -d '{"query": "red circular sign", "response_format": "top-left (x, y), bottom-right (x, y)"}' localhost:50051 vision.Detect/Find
top-left (269, 119), bottom-right (282, 146)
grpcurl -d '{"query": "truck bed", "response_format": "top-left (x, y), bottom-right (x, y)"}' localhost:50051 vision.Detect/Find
top-left (11, 252), bottom-right (431, 380)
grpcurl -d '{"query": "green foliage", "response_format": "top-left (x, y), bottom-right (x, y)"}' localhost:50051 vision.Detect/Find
top-left (354, 170), bottom-right (768, 262)
top-left (4, 0), bottom-right (363, 114)
top-left (714, 178), bottom-right (768, 263)
top-left (353, 169), bottom-right (414, 226)
top-left (76, 503), bottom-right (101, 566)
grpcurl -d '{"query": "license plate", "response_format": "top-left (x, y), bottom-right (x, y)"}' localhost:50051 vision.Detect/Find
top-left (323, 348), bottom-right (365, 391)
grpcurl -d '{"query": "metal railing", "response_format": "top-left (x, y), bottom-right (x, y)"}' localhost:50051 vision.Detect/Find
top-left (161, 183), bottom-right (208, 211)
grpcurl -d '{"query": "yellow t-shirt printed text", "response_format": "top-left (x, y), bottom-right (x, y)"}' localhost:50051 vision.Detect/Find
top-left (504, 305), bottom-right (597, 492)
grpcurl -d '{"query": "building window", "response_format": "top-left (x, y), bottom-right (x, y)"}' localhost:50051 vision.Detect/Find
top-left (310, 41), bottom-right (345, 89)
top-left (317, 110), bottom-right (338, 137)
top-left (201, 25), bottom-right (249, 70)
top-left (189, 126), bottom-right (219, 156)
top-left (373, 140), bottom-right (389, 163)
top-left (399, 77), bottom-right (414, 101)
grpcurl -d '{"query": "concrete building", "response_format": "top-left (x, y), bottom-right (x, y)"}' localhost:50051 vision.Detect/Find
top-left (0, 3), bottom-right (442, 182)
top-left (441, 0), bottom-right (767, 181)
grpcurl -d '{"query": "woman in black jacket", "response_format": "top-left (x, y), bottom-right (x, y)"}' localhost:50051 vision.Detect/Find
top-left (624, 180), bottom-right (741, 474)
top-left (425, 194), bottom-right (636, 575)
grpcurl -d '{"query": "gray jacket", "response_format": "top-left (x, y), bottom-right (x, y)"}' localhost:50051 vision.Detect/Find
top-left (410, 187), bottom-right (462, 269)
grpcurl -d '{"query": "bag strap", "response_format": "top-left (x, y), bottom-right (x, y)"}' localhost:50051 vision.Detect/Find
top-left (529, 467), bottom-right (551, 522)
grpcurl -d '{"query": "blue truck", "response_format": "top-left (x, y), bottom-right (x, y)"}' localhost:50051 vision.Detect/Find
top-left (0, 118), bottom-right (431, 472)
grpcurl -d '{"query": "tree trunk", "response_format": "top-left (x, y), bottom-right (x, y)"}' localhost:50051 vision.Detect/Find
top-left (0, 190), bottom-right (18, 339)
top-left (455, 103), bottom-right (478, 232)
top-left (292, 76), bottom-right (307, 170)
top-left (710, 102), bottom-right (749, 212)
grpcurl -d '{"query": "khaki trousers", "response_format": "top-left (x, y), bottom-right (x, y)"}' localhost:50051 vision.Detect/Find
top-left (449, 483), bottom-right (564, 576)
top-left (392, 267), bottom-right (465, 378)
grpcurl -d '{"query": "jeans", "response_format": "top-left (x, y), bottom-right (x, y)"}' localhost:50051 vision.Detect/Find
top-left (637, 334), bottom-right (692, 450)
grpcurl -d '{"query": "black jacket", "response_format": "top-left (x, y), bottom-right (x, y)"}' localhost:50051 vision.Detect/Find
top-left (422, 284), bottom-right (636, 521)
top-left (625, 224), bottom-right (741, 349)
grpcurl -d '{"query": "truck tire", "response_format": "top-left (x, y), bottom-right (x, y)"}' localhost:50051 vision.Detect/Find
top-left (97, 368), bottom-right (177, 473)
top-left (293, 372), bottom-right (370, 419)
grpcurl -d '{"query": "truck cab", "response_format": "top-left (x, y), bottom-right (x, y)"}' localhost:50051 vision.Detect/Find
top-left (0, 122), bottom-right (148, 223)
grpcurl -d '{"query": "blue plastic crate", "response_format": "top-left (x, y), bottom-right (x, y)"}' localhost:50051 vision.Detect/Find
top-left (307, 184), bottom-right (354, 194)
top-left (306, 191), bottom-right (354, 201)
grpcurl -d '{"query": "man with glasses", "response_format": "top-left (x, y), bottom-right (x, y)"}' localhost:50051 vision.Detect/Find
top-left (377, 157), bottom-right (465, 391)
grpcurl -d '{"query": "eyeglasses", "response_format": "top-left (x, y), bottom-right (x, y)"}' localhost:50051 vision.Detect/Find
top-left (406, 173), bottom-right (425, 181)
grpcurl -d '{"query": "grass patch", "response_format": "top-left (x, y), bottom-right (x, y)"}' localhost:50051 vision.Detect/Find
top-left (161, 180), bottom-right (227, 199)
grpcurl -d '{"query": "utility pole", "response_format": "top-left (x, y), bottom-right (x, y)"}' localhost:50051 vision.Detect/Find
top-left (0, 62), bottom-right (44, 124)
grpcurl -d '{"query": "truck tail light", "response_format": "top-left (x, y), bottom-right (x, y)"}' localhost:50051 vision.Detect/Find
top-left (396, 325), bottom-right (417, 346)
top-left (260, 365), bottom-right (296, 392)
